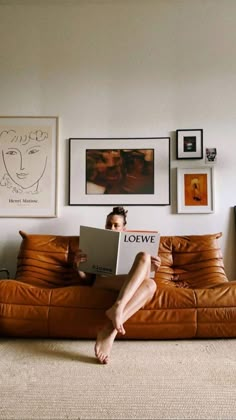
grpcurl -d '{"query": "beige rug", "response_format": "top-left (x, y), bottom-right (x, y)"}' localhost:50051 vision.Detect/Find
top-left (1, 338), bottom-right (236, 419)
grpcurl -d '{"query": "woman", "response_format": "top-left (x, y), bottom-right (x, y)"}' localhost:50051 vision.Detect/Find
top-left (74, 206), bottom-right (161, 364)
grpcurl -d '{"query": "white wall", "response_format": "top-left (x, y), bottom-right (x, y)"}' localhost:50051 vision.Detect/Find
top-left (0, 0), bottom-right (236, 278)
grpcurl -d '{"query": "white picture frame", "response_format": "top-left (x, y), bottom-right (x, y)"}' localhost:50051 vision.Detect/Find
top-left (0, 116), bottom-right (58, 217)
top-left (69, 137), bottom-right (170, 206)
top-left (177, 167), bottom-right (214, 213)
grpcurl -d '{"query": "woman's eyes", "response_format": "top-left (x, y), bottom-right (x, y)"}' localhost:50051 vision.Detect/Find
top-left (106, 223), bottom-right (121, 229)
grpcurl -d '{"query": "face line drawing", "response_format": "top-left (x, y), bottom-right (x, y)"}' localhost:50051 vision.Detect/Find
top-left (0, 129), bottom-right (49, 192)
top-left (9, 146), bottom-right (42, 169)
top-left (2, 149), bottom-right (48, 189)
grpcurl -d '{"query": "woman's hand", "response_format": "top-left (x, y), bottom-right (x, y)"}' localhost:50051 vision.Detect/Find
top-left (73, 249), bottom-right (87, 271)
top-left (151, 255), bottom-right (161, 272)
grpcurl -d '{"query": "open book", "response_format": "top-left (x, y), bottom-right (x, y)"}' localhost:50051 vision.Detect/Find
top-left (79, 225), bottom-right (160, 276)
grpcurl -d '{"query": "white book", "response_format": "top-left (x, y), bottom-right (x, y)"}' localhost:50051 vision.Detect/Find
top-left (79, 225), bottom-right (160, 276)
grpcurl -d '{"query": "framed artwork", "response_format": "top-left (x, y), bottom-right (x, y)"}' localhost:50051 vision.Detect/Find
top-left (177, 167), bottom-right (214, 213)
top-left (69, 137), bottom-right (170, 206)
top-left (205, 147), bottom-right (217, 164)
top-left (0, 116), bottom-right (58, 217)
top-left (176, 129), bottom-right (203, 159)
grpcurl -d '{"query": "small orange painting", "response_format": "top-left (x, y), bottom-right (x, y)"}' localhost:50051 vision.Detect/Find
top-left (184, 173), bottom-right (208, 206)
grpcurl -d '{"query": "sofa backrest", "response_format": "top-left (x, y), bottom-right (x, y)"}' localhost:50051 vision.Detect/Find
top-left (16, 231), bottom-right (228, 289)
top-left (16, 231), bottom-right (82, 288)
top-left (156, 232), bottom-right (228, 288)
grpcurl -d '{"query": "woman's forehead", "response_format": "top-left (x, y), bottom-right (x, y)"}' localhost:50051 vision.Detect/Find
top-left (107, 214), bottom-right (123, 223)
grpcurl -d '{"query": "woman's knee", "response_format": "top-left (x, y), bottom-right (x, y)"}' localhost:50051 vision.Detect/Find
top-left (144, 278), bottom-right (157, 298)
top-left (135, 251), bottom-right (151, 265)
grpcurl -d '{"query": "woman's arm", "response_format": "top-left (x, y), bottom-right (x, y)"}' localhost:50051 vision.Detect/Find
top-left (73, 249), bottom-right (93, 281)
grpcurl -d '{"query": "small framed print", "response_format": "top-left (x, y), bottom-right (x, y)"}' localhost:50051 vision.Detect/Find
top-left (176, 129), bottom-right (203, 159)
top-left (205, 147), bottom-right (217, 164)
top-left (177, 167), bottom-right (214, 214)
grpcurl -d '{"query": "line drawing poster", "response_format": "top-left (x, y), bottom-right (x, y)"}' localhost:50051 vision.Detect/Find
top-left (0, 116), bottom-right (58, 217)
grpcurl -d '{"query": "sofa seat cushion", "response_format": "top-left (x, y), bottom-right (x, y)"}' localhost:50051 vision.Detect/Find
top-left (47, 285), bottom-right (198, 339)
top-left (195, 282), bottom-right (236, 338)
top-left (0, 277), bottom-right (197, 339)
top-left (0, 280), bottom-right (52, 336)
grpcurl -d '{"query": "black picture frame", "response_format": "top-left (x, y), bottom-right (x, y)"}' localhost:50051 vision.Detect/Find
top-left (69, 137), bottom-right (170, 206)
top-left (176, 129), bottom-right (203, 160)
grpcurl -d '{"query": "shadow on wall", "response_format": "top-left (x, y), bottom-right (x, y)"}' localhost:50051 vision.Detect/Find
top-left (224, 206), bottom-right (236, 280)
top-left (1, 239), bottom-right (21, 279)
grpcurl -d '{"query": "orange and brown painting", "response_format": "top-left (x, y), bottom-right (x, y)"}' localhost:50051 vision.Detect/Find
top-left (184, 173), bottom-right (208, 206)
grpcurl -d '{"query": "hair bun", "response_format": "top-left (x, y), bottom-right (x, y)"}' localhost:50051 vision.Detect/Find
top-left (107, 206), bottom-right (128, 225)
top-left (113, 206), bottom-right (128, 216)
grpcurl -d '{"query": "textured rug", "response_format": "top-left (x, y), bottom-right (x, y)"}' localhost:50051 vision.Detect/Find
top-left (1, 338), bottom-right (236, 419)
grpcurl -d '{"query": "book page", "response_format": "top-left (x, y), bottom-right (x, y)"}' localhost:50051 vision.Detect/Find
top-left (79, 226), bottom-right (120, 275)
top-left (116, 230), bottom-right (160, 276)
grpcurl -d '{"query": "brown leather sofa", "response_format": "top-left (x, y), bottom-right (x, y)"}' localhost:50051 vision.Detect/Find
top-left (1, 230), bottom-right (236, 339)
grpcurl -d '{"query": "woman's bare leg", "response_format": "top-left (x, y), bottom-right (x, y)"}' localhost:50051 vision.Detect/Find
top-left (95, 278), bottom-right (156, 364)
top-left (121, 278), bottom-right (156, 323)
top-left (106, 252), bottom-right (152, 334)
top-left (95, 322), bottom-right (117, 364)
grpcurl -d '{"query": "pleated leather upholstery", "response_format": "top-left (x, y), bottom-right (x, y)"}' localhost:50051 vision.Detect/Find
top-left (156, 232), bottom-right (228, 289)
top-left (15, 231), bottom-right (82, 288)
top-left (1, 230), bottom-right (235, 339)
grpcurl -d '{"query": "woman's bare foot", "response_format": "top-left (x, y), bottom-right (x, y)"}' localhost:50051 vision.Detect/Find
top-left (94, 322), bottom-right (117, 364)
top-left (106, 303), bottom-right (126, 335)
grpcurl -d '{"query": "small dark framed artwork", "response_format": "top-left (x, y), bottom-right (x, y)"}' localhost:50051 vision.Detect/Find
top-left (176, 129), bottom-right (203, 159)
top-left (205, 147), bottom-right (217, 164)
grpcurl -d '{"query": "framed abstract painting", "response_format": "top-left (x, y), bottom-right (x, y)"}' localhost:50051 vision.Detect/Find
top-left (69, 137), bottom-right (170, 206)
